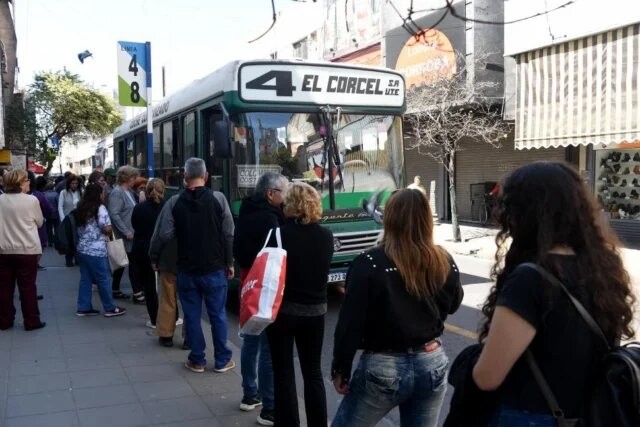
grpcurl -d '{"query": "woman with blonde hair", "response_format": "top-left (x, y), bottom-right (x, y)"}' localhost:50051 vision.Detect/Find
top-left (266, 182), bottom-right (334, 427)
top-left (132, 178), bottom-right (166, 328)
top-left (0, 170), bottom-right (46, 330)
top-left (331, 189), bottom-right (463, 427)
top-left (108, 165), bottom-right (144, 302)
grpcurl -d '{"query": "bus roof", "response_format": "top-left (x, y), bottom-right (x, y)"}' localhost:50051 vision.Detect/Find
top-left (113, 59), bottom-right (405, 139)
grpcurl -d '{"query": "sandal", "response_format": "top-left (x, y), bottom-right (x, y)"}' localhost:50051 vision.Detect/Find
top-left (112, 291), bottom-right (130, 300)
top-left (132, 292), bottom-right (146, 304)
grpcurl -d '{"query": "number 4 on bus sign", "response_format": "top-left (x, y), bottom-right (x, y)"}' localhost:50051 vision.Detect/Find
top-left (117, 41), bottom-right (148, 107)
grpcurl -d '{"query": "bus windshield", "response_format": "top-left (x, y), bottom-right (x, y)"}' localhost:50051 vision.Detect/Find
top-left (230, 112), bottom-right (404, 206)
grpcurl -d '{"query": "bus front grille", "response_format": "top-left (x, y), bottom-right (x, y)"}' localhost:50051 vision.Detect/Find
top-left (333, 230), bottom-right (382, 255)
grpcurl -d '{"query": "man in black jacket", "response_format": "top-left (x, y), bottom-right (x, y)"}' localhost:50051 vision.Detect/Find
top-left (152, 157), bottom-right (236, 374)
top-left (233, 171), bottom-right (288, 426)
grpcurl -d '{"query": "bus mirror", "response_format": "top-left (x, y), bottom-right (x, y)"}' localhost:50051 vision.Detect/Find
top-left (213, 116), bottom-right (232, 158)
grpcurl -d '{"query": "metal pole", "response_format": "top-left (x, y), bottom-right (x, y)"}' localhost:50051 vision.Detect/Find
top-left (162, 66), bottom-right (166, 98)
top-left (326, 112), bottom-right (336, 211)
top-left (145, 41), bottom-right (153, 178)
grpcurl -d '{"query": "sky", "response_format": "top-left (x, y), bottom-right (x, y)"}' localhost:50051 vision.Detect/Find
top-left (15, 0), bottom-right (317, 102)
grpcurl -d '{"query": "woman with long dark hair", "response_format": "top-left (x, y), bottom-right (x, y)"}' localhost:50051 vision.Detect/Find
top-left (331, 189), bottom-right (463, 427)
top-left (75, 183), bottom-right (126, 317)
top-left (472, 161), bottom-right (635, 425)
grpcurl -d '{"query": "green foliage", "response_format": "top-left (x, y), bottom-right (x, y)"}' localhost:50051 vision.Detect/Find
top-left (9, 70), bottom-right (122, 174)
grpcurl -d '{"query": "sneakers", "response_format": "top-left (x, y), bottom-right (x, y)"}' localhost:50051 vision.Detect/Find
top-left (213, 360), bottom-right (236, 373)
top-left (175, 318), bottom-right (184, 326)
top-left (132, 292), bottom-right (146, 304)
top-left (185, 360), bottom-right (205, 373)
top-left (257, 409), bottom-right (275, 426)
top-left (240, 396), bottom-right (263, 411)
top-left (76, 309), bottom-right (100, 317)
top-left (104, 307), bottom-right (126, 317)
top-left (145, 320), bottom-right (156, 329)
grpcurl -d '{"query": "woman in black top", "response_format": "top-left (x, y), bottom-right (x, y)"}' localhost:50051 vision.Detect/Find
top-left (266, 182), bottom-right (334, 427)
top-left (131, 178), bottom-right (166, 328)
top-left (472, 162), bottom-right (635, 425)
top-left (331, 189), bottom-right (463, 427)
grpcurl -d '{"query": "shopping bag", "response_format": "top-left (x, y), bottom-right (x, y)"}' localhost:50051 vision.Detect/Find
top-left (107, 232), bottom-right (129, 272)
top-left (239, 227), bottom-right (287, 335)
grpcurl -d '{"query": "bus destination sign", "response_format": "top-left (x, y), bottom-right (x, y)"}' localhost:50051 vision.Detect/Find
top-left (239, 63), bottom-right (405, 108)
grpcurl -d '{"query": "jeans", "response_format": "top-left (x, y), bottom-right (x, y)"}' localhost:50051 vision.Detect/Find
top-left (0, 254), bottom-right (41, 329)
top-left (332, 347), bottom-right (449, 427)
top-left (177, 269), bottom-right (232, 369)
top-left (267, 313), bottom-right (327, 427)
top-left (489, 405), bottom-right (558, 427)
top-left (76, 252), bottom-right (116, 312)
top-left (241, 332), bottom-right (274, 411)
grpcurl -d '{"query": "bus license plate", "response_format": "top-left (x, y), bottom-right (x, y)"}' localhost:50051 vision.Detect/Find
top-left (328, 272), bottom-right (347, 283)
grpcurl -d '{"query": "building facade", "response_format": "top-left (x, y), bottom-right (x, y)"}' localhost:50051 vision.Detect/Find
top-left (505, 0), bottom-right (640, 245)
top-left (0, 0), bottom-right (17, 160)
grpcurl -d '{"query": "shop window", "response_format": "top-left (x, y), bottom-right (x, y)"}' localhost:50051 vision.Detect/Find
top-left (596, 148), bottom-right (640, 220)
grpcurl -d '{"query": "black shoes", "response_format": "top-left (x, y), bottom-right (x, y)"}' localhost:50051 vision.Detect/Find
top-left (622, 153), bottom-right (631, 162)
top-left (635, 153), bottom-right (640, 161)
top-left (112, 291), bottom-right (130, 300)
top-left (622, 167), bottom-right (630, 175)
top-left (631, 190), bottom-right (639, 199)
top-left (132, 292), bottom-right (146, 304)
top-left (621, 180), bottom-right (628, 187)
top-left (25, 322), bottom-right (46, 331)
top-left (159, 337), bottom-right (174, 347)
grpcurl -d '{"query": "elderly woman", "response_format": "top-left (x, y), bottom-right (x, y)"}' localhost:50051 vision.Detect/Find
top-left (266, 182), bottom-right (334, 427)
top-left (0, 170), bottom-right (46, 330)
top-left (108, 165), bottom-right (144, 303)
top-left (58, 173), bottom-right (82, 267)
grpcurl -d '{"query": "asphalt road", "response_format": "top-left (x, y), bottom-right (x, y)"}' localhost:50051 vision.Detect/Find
top-left (224, 267), bottom-right (489, 426)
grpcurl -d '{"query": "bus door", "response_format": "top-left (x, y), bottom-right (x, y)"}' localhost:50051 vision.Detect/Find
top-left (202, 107), bottom-right (225, 192)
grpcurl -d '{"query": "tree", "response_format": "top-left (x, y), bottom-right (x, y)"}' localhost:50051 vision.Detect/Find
top-left (404, 52), bottom-right (513, 242)
top-left (8, 70), bottom-right (122, 175)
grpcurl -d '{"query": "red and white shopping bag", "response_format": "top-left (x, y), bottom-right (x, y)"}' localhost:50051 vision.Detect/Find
top-left (239, 227), bottom-right (287, 335)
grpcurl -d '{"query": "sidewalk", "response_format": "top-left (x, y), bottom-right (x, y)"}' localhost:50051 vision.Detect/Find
top-left (433, 221), bottom-right (640, 280)
top-left (0, 249), bottom-right (262, 427)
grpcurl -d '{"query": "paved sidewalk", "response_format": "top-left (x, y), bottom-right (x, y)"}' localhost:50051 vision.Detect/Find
top-left (0, 249), bottom-right (263, 427)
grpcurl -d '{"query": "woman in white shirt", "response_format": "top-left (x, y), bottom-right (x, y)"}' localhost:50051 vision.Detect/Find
top-left (58, 173), bottom-right (82, 267)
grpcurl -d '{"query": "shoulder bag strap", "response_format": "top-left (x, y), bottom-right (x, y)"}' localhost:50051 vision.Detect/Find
top-left (524, 350), bottom-right (568, 424)
top-left (518, 263), bottom-right (610, 349)
top-left (261, 228), bottom-right (274, 250)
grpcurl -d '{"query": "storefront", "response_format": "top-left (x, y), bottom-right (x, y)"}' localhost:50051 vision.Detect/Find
top-left (514, 23), bottom-right (640, 244)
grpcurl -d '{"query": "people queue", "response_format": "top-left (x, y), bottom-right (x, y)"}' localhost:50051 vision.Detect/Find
top-left (0, 159), bottom-right (635, 427)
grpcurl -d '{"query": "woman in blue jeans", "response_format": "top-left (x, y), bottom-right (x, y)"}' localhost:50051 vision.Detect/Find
top-left (331, 189), bottom-right (463, 427)
top-left (75, 183), bottom-right (126, 317)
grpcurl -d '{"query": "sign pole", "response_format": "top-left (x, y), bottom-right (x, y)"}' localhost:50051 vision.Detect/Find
top-left (145, 42), bottom-right (154, 178)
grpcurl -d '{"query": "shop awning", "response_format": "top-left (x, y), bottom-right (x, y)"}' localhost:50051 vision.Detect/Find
top-left (515, 24), bottom-right (640, 150)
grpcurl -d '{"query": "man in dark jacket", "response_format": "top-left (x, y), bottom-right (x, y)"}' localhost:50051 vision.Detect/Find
top-left (233, 172), bottom-right (288, 426)
top-left (151, 157), bottom-right (235, 374)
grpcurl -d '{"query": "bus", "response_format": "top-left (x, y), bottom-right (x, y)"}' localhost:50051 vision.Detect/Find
top-left (112, 59), bottom-right (406, 285)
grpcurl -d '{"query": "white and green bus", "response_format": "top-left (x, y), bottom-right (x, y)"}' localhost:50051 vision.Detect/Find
top-left (113, 59), bottom-right (406, 285)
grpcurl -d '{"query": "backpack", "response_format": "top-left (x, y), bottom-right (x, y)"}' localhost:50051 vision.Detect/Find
top-left (54, 210), bottom-right (79, 255)
top-left (519, 263), bottom-right (640, 427)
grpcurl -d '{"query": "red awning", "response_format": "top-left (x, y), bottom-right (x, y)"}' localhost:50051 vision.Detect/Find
top-left (27, 161), bottom-right (46, 174)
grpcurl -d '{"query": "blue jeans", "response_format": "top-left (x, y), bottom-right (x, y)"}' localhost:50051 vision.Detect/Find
top-left (241, 332), bottom-right (274, 410)
top-left (332, 347), bottom-right (449, 427)
top-left (177, 270), bottom-right (232, 369)
top-left (489, 405), bottom-right (558, 426)
top-left (76, 252), bottom-right (116, 311)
